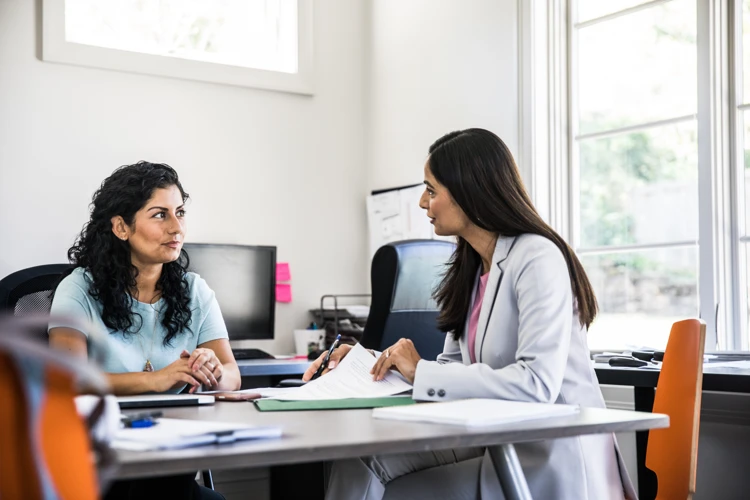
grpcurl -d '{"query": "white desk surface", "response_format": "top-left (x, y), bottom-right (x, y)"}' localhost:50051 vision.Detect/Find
top-left (114, 402), bottom-right (668, 480)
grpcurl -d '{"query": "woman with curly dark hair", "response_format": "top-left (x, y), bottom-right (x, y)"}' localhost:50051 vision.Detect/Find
top-left (48, 162), bottom-right (238, 499)
top-left (48, 161), bottom-right (240, 395)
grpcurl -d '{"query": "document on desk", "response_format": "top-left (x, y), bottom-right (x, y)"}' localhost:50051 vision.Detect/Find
top-left (112, 418), bottom-right (282, 451)
top-left (373, 399), bottom-right (579, 427)
top-left (269, 343), bottom-right (412, 401)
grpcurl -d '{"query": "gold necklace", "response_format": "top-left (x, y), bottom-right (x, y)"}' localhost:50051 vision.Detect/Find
top-left (136, 301), bottom-right (160, 372)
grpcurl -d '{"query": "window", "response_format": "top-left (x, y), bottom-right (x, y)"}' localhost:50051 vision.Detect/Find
top-left (573, 0), bottom-right (699, 350)
top-left (42, 0), bottom-right (314, 94)
top-left (525, 0), bottom-right (747, 350)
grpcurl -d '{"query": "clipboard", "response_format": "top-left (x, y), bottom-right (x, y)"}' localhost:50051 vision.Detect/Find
top-left (254, 396), bottom-right (415, 412)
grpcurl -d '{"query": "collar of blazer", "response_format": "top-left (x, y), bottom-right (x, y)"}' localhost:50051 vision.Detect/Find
top-left (472, 235), bottom-right (518, 363)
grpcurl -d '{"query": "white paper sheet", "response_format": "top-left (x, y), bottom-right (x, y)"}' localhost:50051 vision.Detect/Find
top-left (366, 185), bottom-right (451, 261)
top-left (269, 343), bottom-right (413, 400)
top-left (112, 418), bottom-right (281, 451)
top-left (373, 399), bottom-right (579, 427)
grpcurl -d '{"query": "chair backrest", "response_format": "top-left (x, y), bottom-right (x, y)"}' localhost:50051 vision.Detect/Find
top-left (0, 264), bottom-right (71, 315)
top-left (0, 264), bottom-right (71, 342)
top-left (646, 318), bottom-right (706, 500)
top-left (360, 240), bottom-right (455, 361)
top-left (0, 316), bottom-right (113, 500)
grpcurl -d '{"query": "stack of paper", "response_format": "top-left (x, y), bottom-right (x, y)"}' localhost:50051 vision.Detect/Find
top-left (373, 399), bottom-right (579, 427)
top-left (112, 418), bottom-right (282, 451)
top-left (269, 343), bottom-right (412, 401)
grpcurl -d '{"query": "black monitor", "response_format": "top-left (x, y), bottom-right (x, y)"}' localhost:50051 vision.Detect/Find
top-left (183, 243), bottom-right (276, 340)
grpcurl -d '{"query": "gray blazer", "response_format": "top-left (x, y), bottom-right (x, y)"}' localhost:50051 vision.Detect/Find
top-left (412, 234), bottom-right (637, 500)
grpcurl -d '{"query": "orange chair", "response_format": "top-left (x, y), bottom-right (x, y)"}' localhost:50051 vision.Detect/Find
top-left (646, 318), bottom-right (706, 500)
top-left (0, 315), bottom-right (114, 500)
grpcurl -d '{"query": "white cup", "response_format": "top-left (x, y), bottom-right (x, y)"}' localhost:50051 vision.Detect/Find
top-left (294, 329), bottom-right (324, 356)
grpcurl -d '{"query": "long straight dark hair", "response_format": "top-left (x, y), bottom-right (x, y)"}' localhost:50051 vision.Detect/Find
top-left (430, 129), bottom-right (597, 338)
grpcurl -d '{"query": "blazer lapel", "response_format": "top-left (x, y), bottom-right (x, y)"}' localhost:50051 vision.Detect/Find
top-left (473, 236), bottom-right (517, 364)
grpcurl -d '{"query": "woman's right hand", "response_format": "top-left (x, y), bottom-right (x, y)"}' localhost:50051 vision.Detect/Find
top-left (302, 344), bottom-right (354, 382)
top-left (150, 358), bottom-right (204, 393)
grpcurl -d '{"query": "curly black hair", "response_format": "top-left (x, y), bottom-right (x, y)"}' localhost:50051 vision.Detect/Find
top-left (56, 161), bottom-right (192, 346)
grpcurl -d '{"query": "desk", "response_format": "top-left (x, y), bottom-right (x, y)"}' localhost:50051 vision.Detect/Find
top-left (594, 362), bottom-right (750, 499)
top-left (116, 403), bottom-right (667, 500)
top-left (595, 362), bottom-right (750, 393)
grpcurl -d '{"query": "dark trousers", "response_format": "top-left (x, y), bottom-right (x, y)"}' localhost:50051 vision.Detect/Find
top-left (104, 474), bottom-right (225, 500)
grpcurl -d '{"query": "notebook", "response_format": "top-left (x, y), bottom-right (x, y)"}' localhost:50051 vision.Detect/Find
top-left (112, 418), bottom-right (282, 451)
top-left (372, 399), bottom-right (579, 427)
top-left (117, 394), bottom-right (215, 409)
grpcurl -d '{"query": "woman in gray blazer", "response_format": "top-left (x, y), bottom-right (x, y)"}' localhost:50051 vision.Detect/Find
top-left (305, 128), bottom-right (636, 500)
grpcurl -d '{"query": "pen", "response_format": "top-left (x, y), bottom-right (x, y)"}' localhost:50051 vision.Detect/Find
top-left (311, 334), bottom-right (341, 380)
top-left (122, 410), bottom-right (163, 428)
top-left (126, 418), bottom-right (159, 428)
top-left (122, 410), bottom-right (163, 422)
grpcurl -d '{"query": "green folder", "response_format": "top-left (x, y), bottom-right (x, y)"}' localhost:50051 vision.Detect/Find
top-left (255, 396), bottom-right (415, 412)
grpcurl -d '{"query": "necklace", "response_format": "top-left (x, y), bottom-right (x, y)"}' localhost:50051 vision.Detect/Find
top-left (135, 301), bottom-right (160, 372)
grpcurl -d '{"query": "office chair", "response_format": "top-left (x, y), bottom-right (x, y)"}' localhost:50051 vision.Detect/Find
top-left (0, 264), bottom-right (71, 340)
top-left (359, 239), bottom-right (455, 361)
top-left (0, 264), bottom-right (218, 491)
top-left (277, 239), bottom-right (455, 390)
top-left (645, 318), bottom-right (705, 500)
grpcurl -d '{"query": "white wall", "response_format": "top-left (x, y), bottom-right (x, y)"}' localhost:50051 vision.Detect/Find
top-left (366, 0), bottom-right (520, 193)
top-left (0, 0), bottom-right (368, 354)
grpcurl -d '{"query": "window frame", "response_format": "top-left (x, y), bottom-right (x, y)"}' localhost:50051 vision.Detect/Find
top-left (521, 0), bottom-right (748, 350)
top-left (41, 0), bottom-right (315, 95)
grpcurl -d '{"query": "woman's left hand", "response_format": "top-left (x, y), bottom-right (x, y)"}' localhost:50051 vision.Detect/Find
top-left (370, 338), bottom-right (422, 384)
top-left (181, 348), bottom-right (223, 388)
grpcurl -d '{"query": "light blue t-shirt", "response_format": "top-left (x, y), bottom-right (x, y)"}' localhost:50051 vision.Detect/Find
top-left (48, 267), bottom-right (229, 391)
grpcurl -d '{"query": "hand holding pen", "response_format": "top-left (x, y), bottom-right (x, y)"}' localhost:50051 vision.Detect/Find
top-left (304, 334), bottom-right (345, 381)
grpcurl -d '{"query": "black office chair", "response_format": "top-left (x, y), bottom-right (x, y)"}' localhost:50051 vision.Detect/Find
top-left (0, 264), bottom-right (218, 491)
top-left (277, 239), bottom-right (455, 390)
top-left (0, 264), bottom-right (71, 340)
top-left (359, 239), bottom-right (455, 361)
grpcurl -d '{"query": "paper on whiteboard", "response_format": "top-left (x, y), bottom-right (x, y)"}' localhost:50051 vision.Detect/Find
top-left (366, 184), bottom-right (449, 260)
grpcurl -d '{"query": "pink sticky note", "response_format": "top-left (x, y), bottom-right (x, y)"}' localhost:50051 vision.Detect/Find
top-left (276, 284), bottom-right (292, 303)
top-left (276, 262), bottom-right (291, 282)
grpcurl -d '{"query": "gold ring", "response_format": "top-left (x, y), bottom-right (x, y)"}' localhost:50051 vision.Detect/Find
top-left (385, 349), bottom-right (390, 359)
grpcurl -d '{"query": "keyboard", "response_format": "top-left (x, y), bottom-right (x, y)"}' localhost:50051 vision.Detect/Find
top-left (232, 348), bottom-right (276, 360)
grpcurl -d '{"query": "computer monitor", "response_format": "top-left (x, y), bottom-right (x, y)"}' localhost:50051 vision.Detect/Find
top-left (183, 243), bottom-right (276, 340)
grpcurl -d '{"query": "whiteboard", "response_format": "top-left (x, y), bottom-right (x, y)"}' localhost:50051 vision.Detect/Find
top-left (366, 185), bottom-right (453, 260)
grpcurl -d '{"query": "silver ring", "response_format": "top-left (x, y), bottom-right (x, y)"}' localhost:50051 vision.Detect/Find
top-left (207, 363), bottom-right (215, 370)
top-left (385, 349), bottom-right (390, 359)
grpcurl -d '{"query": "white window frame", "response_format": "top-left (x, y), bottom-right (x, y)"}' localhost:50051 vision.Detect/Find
top-left (520, 0), bottom-right (748, 350)
top-left (730, 0), bottom-right (750, 350)
top-left (41, 0), bottom-right (315, 95)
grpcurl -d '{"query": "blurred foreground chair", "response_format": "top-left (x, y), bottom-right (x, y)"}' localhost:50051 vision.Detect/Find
top-left (0, 315), bottom-right (115, 498)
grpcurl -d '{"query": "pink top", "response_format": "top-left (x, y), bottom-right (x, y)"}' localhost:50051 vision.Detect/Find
top-left (467, 272), bottom-right (490, 364)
